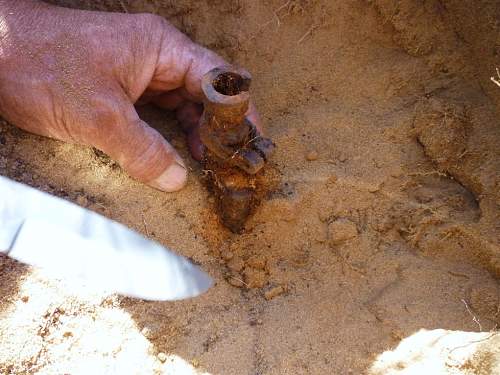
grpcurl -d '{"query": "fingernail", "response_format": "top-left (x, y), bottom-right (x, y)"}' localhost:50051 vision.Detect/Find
top-left (150, 159), bottom-right (188, 192)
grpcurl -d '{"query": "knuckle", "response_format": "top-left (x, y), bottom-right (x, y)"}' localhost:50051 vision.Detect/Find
top-left (94, 108), bottom-right (121, 133)
top-left (122, 130), bottom-right (175, 182)
top-left (84, 97), bottom-right (125, 145)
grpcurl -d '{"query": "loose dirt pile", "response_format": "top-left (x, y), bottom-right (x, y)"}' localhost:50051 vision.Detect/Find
top-left (1, 1), bottom-right (499, 374)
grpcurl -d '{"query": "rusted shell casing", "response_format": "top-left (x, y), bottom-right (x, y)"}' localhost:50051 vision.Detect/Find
top-left (201, 67), bottom-right (251, 127)
top-left (199, 66), bottom-right (275, 233)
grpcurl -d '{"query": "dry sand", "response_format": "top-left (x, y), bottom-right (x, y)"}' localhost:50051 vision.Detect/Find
top-left (1, 0), bottom-right (499, 374)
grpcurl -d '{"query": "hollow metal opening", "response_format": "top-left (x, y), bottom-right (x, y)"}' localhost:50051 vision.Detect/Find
top-left (213, 72), bottom-right (250, 96)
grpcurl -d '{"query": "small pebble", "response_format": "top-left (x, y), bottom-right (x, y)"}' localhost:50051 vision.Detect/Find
top-left (76, 195), bottom-right (89, 207)
top-left (264, 285), bottom-right (285, 300)
top-left (367, 183), bottom-right (381, 193)
top-left (20, 296), bottom-right (29, 303)
top-left (221, 250), bottom-right (234, 261)
top-left (141, 323), bottom-right (161, 340)
top-left (63, 331), bottom-right (73, 338)
top-left (327, 174), bottom-right (338, 185)
top-left (142, 327), bottom-right (153, 339)
top-left (306, 150), bottom-right (319, 161)
top-left (157, 352), bottom-right (167, 363)
top-left (328, 219), bottom-right (358, 245)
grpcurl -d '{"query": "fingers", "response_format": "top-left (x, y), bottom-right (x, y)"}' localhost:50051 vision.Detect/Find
top-left (85, 94), bottom-right (187, 192)
top-left (247, 101), bottom-right (264, 134)
top-left (151, 89), bottom-right (186, 111)
top-left (150, 23), bottom-right (265, 163)
top-left (187, 127), bottom-right (204, 161)
top-left (152, 90), bottom-right (202, 132)
top-left (176, 102), bottom-right (203, 133)
top-left (153, 26), bottom-right (264, 125)
top-left (152, 90), bottom-right (204, 159)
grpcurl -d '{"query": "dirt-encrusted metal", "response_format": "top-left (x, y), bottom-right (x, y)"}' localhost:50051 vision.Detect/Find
top-left (200, 66), bottom-right (275, 233)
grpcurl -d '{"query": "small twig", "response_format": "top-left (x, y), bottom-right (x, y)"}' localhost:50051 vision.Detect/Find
top-left (118, 0), bottom-right (128, 13)
top-left (212, 115), bottom-right (224, 130)
top-left (447, 270), bottom-right (469, 279)
top-left (297, 24), bottom-right (318, 44)
top-left (441, 231), bottom-right (454, 241)
top-left (407, 170), bottom-right (448, 178)
top-left (230, 276), bottom-right (249, 287)
top-left (202, 169), bottom-right (224, 190)
top-left (297, 18), bottom-right (330, 44)
top-left (448, 331), bottom-right (499, 359)
top-left (228, 135), bottom-right (262, 161)
top-left (462, 298), bottom-right (482, 331)
top-left (245, 0), bottom-right (292, 41)
top-left (458, 149), bottom-right (469, 159)
top-left (94, 201), bottom-right (108, 210)
top-left (490, 67), bottom-right (500, 87)
top-left (275, 0), bottom-right (292, 13)
top-left (142, 214), bottom-right (150, 237)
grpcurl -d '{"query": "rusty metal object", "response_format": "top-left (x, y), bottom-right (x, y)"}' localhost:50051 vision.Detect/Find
top-left (200, 66), bottom-right (275, 233)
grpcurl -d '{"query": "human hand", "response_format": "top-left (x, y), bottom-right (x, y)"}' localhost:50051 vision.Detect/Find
top-left (0, 0), bottom-right (261, 192)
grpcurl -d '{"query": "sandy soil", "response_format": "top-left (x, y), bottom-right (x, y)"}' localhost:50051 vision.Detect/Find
top-left (1, 0), bottom-right (499, 374)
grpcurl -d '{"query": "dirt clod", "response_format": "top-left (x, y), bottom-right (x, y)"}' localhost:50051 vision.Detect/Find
top-left (227, 256), bottom-right (245, 273)
top-left (226, 273), bottom-right (245, 288)
top-left (221, 249), bottom-right (234, 261)
top-left (328, 219), bottom-right (358, 245)
top-left (414, 99), bottom-right (468, 169)
top-left (75, 194), bottom-right (89, 207)
top-left (246, 255), bottom-right (267, 270)
top-left (306, 150), bottom-right (319, 161)
top-left (264, 285), bottom-right (285, 301)
top-left (243, 268), bottom-right (267, 289)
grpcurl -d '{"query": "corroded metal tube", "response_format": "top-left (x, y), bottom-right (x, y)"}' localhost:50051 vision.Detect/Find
top-left (199, 66), bottom-right (275, 233)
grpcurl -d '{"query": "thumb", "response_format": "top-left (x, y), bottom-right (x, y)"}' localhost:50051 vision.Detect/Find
top-left (86, 99), bottom-right (187, 192)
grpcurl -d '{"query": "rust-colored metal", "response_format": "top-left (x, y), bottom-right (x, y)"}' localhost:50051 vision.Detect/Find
top-left (200, 66), bottom-right (275, 233)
